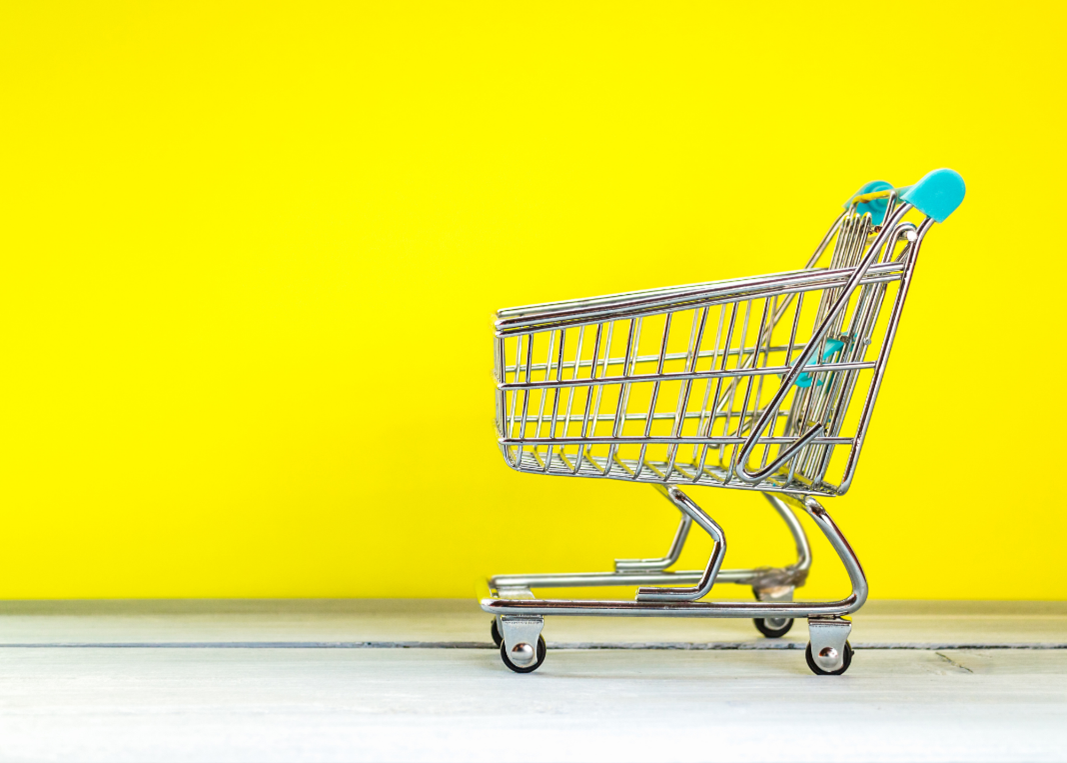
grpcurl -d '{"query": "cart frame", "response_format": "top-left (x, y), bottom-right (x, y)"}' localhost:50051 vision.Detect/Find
top-left (480, 170), bottom-right (966, 675)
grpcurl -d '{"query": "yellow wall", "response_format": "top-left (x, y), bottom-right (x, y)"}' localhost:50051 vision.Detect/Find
top-left (2, 2), bottom-right (1064, 600)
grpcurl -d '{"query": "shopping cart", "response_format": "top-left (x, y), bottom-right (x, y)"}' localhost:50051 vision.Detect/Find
top-left (480, 169), bottom-right (966, 675)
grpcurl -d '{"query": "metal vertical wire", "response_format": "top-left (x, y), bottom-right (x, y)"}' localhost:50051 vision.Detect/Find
top-left (515, 334), bottom-right (535, 469)
top-left (733, 299), bottom-right (771, 473)
top-left (573, 323), bottom-right (605, 474)
top-left (543, 329), bottom-right (567, 472)
top-left (531, 330), bottom-right (556, 468)
top-left (605, 319), bottom-right (640, 476)
top-left (752, 296), bottom-right (777, 471)
top-left (713, 302), bottom-right (740, 466)
top-left (665, 307), bottom-right (708, 478)
top-left (559, 326), bottom-right (587, 470)
top-left (634, 313), bottom-right (674, 480)
top-left (507, 335), bottom-right (522, 449)
top-left (724, 300), bottom-right (754, 481)
top-left (691, 304), bottom-right (727, 477)
top-left (784, 291), bottom-right (807, 486)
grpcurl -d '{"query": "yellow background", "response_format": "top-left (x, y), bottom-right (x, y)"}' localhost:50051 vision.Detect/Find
top-left (2, 2), bottom-right (1064, 600)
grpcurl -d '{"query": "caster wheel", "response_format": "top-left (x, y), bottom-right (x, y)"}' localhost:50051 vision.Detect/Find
top-left (500, 635), bottom-right (547, 674)
top-left (805, 640), bottom-right (853, 675)
top-left (490, 618), bottom-right (502, 647)
top-left (753, 616), bottom-right (794, 638)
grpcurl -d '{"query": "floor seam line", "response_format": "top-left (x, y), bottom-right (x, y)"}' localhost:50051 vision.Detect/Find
top-left (0, 641), bottom-right (1065, 650)
top-left (935, 651), bottom-right (975, 673)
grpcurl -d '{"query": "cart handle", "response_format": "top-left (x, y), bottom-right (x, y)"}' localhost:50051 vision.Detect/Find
top-left (735, 169), bottom-right (965, 485)
top-left (900, 168), bottom-right (966, 223)
top-left (844, 169), bottom-right (966, 225)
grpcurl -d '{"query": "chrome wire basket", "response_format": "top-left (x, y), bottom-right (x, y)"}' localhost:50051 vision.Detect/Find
top-left (481, 170), bottom-right (965, 675)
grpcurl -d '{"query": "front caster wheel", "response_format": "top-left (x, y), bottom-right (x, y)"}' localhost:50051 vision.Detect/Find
top-left (805, 640), bottom-right (853, 675)
top-left (753, 617), bottom-right (794, 638)
top-left (490, 618), bottom-right (502, 647)
top-left (500, 635), bottom-right (547, 674)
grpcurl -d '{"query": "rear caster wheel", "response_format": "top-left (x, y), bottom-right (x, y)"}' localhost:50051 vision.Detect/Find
top-left (751, 587), bottom-right (795, 638)
top-left (753, 616), bottom-right (794, 638)
top-left (500, 635), bottom-right (547, 674)
top-left (805, 640), bottom-right (853, 675)
top-left (490, 618), bottom-right (502, 647)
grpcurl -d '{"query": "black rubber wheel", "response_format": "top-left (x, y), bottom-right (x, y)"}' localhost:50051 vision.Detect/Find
top-left (753, 616), bottom-right (795, 638)
top-left (751, 589), bottom-right (794, 638)
top-left (499, 635), bottom-right (547, 674)
top-left (490, 618), bottom-right (503, 647)
top-left (805, 640), bottom-right (853, 675)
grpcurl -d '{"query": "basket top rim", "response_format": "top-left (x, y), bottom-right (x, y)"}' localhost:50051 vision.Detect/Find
top-left (493, 260), bottom-right (906, 337)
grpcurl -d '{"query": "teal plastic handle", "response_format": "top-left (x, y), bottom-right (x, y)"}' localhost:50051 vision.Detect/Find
top-left (847, 180), bottom-right (894, 225)
top-left (794, 339), bottom-right (844, 388)
top-left (845, 169), bottom-right (966, 225)
top-left (900, 168), bottom-right (966, 223)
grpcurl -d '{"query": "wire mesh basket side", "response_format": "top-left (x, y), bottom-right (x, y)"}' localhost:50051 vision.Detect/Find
top-left (494, 208), bottom-right (923, 496)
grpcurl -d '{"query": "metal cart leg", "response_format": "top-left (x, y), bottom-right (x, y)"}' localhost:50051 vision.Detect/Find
top-left (634, 486), bottom-right (725, 602)
top-left (488, 485), bottom-right (811, 598)
top-left (751, 492), bottom-right (812, 638)
top-left (806, 615), bottom-right (853, 675)
top-left (497, 615), bottom-right (546, 674)
top-left (482, 494), bottom-right (867, 675)
top-left (614, 493), bottom-right (692, 572)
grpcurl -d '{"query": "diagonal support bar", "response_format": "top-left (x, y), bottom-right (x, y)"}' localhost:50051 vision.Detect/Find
top-left (614, 486), bottom-right (693, 572)
top-left (635, 486), bottom-right (725, 602)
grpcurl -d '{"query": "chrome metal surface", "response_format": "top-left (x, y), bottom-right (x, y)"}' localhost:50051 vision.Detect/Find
top-left (493, 195), bottom-right (932, 496)
top-left (808, 616), bottom-right (853, 673)
top-left (489, 488), bottom-right (810, 593)
top-left (498, 616), bottom-right (544, 665)
top-left (635, 487), bottom-right (725, 602)
top-left (508, 641), bottom-right (535, 665)
top-left (482, 185), bottom-right (946, 673)
top-left (614, 489), bottom-right (692, 572)
top-left (755, 586), bottom-right (795, 632)
top-left (481, 496), bottom-right (868, 620)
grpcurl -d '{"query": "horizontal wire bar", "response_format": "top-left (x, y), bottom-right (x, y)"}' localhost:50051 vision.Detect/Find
top-left (502, 344), bottom-right (803, 375)
top-left (499, 435), bottom-right (854, 446)
top-left (504, 410), bottom-right (793, 424)
top-left (499, 361), bottom-right (875, 390)
top-left (494, 262), bottom-right (907, 324)
top-left (495, 271), bottom-right (906, 336)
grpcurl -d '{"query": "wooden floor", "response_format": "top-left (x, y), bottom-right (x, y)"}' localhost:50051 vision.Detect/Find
top-left (1, 600), bottom-right (1065, 762)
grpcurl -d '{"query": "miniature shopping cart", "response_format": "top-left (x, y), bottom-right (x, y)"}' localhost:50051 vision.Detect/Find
top-left (480, 169), bottom-right (966, 675)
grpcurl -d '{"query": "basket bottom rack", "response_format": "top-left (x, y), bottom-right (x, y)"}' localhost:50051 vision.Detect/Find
top-left (479, 486), bottom-right (866, 675)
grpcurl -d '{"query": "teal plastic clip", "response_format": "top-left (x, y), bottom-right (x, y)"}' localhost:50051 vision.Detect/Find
top-left (900, 168), bottom-right (966, 223)
top-left (794, 339), bottom-right (845, 388)
top-left (846, 180), bottom-right (894, 225)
